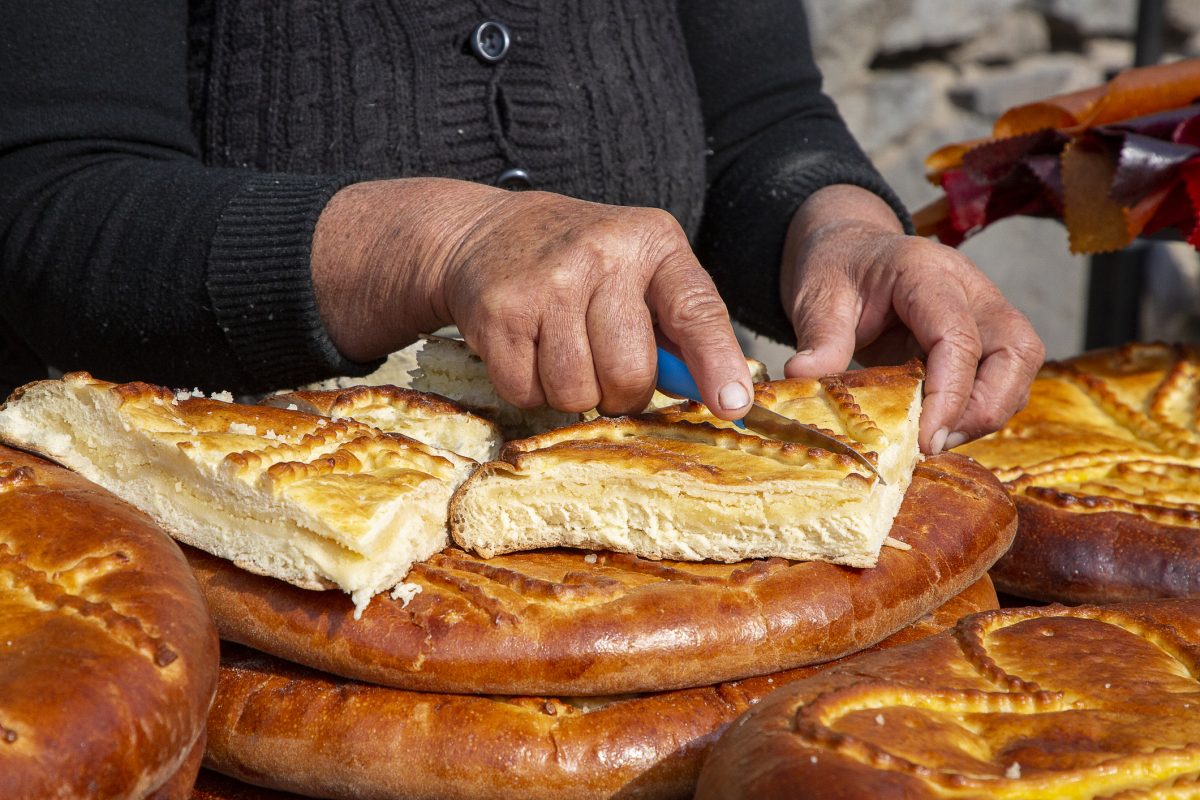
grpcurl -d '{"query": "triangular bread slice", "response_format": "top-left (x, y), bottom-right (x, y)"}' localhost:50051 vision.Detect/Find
top-left (264, 385), bottom-right (503, 463)
top-left (0, 373), bottom-right (475, 616)
top-left (450, 362), bottom-right (924, 565)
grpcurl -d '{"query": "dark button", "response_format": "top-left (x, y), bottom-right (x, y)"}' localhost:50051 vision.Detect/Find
top-left (470, 21), bottom-right (511, 63)
top-left (495, 167), bottom-right (532, 190)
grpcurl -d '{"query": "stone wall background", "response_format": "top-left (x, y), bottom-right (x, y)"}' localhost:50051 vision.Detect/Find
top-left (738, 0), bottom-right (1200, 376)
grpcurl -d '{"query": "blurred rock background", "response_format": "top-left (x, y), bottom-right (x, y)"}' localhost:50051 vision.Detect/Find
top-left (737, 0), bottom-right (1200, 376)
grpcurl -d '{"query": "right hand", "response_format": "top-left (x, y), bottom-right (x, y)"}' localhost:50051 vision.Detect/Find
top-left (311, 178), bottom-right (752, 418)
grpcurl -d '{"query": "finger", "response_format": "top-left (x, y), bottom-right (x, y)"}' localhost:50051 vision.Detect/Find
top-left (942, 305), bottom-right (1045, 448)
top-left (461, 306), bottom-right (547, 410)
top-left (893, 282), bottom-right (983, 454)
top-left (783, 267), bottom-right (861, 380)
top-left (587, 288), bottom-right (657, 416)
top-left (537, 312), bottom-right (602, 414)
top-left (648, 254), bottom-right (751, 421)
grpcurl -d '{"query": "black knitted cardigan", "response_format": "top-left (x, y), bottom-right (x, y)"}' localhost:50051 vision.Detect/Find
top-left (0, 0), bottom-right (909, 395)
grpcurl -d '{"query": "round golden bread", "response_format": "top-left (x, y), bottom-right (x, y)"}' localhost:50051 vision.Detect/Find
top-left (0, 445), bottom-right (218, 799)
top-left (957, 342), bottom-right (1200, 602)
top-left (186, 452), bottom-right (1014, 695)
top-left (697, 598), bottom-right (1200, 800)
top-left (201, 578), bottom-right (997, 800)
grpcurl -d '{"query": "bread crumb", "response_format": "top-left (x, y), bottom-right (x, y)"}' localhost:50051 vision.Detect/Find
top-left (286, 403), bottom-right (299, 411)
top-left (263, 429), bottom-right (280, 441)
top-left (875, 714), bottom-right (885, 726)
top-left (1105, 683), bottom-right (1112, 689)
top-left (227, 422), bottom-right (256, 436)
top-left (810, 756), bottom-right (818, 764)
top-left (1005, 762), bottom-right (1021, 780)
top-left (883, 536), bottom-right (911, 551)
top-left (390, 583), bottom-right (423, 607)
top-left (584, 553), bottom-right (598, 564)
top-left (210, 390), bottom-right (234, 403)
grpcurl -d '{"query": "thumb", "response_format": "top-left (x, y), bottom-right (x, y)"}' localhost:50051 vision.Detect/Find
top-left (783, 274), bottom-right (861, 380)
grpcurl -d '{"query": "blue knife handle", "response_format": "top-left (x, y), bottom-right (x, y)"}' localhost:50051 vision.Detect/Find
top-left (656, 347), bottom-right (746, 428)
top-left (655, 347), bottom-right (702, 402)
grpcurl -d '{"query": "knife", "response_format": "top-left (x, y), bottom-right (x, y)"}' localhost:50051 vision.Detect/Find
top-left (654, 347), bottom-right (886, 484)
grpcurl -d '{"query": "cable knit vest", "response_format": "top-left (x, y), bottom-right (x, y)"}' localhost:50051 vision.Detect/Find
top-left (186, 0), bottom-right (709, 235)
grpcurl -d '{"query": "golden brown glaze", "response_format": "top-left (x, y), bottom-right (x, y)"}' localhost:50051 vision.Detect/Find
top-left (698, 599), bottom-right (1200, 800)
top-left (957, 343), bottom-right (1200, 602)
top-left (201, 579), bottom-right (997, 800)
top-left (186, 453), bottom-right (1014, 695)
top-left (0, 445), bottom-right (218, 799)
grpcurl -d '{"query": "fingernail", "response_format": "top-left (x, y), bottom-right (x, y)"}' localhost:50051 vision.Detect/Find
top-left (930, 426), bottom-right (950, 455)
top-left (944, 431), bottom-right (969, 451)
top-left (794, 349), bottom-right (815, 358)
top-left (719, 381), bottom-right (751, 411)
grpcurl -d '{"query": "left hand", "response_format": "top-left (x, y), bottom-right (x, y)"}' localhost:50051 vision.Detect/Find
top-left (781, 184), bottom-right (1045, 455)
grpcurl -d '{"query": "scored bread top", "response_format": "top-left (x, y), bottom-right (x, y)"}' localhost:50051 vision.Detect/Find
top-left (652, 361), bottom-right (926, 482)
top-left (697, 599), bottom-right (1200, 800)
top-left (955, 343), bottom-right (1200, 602)
top-left (264, 385), bottom-right (503, 463)
top-left (0, 373), bottom-right (475, 615)
top-left (497, 416), bottom-right (874, 487)
top-left (0, 445), bottom-right (217, 799)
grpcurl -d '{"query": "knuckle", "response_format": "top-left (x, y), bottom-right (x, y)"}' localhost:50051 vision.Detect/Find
top-left (547, 386), bottom-right (600, 414)
top-left (601, 363), bottom-right (657, 401)
top-left (661, 283), bottom-right (729, 332)
top-left (940, 325), bottom-right (984, 363)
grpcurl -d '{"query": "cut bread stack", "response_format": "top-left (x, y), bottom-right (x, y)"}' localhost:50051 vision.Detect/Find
top-left (0, 353), bottom-right (1018, 798)
top-left (955, 342), bottom-right (1200, 603)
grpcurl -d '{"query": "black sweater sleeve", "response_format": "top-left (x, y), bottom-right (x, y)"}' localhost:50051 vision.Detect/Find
top-left (680, 1), bottom-right (914, 346)
top-left (0, 1), bottom-right (375, 395)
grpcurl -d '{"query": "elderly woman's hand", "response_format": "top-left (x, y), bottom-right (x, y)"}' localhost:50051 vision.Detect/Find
top-left (781, 184), bottom-right (1045, 455)
top-left (311, 178), bottom-right (752, 419)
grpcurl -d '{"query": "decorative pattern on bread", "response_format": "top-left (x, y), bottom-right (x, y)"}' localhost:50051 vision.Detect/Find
top-left (698, 598), bottom-right (1200, 800)
top-left (0, 445), bottom-right (217, 798)
top-left (956, 342), bottom-right (1200, 602)
top-left (264, 384), bottom-right (503, 462)
top-left (450, 362), bottom-right (924, 565)
top-left (0, 374), bottom-right (475, 616)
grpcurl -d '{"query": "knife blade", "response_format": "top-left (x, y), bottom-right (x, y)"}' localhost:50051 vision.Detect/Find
top-left (654, 347), bottom-right (886, 484)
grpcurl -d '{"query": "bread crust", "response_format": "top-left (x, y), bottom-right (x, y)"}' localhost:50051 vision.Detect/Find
top-left (957, 342), bottom-right (1200, 602)
top-left (264, 384), bottom-right (503, 463)
top-left (186, 453), bottom-right (1015, 695)
top-left (697, 598), bottom-right (1200, 800)
top-left (0, 445), bottom-right (218, 799)
top-left (200, 578), bottom-right (997, 800)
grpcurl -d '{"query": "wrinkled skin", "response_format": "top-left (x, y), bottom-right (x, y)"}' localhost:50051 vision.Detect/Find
top-left (312, 178), bottom-right (1044, 451)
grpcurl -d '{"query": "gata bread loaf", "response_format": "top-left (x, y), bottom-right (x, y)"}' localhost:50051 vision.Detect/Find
top-left (0, 445), bottom-right (217, 799)
top-left (185, 451), bottom-right (1015, 695)
top-left (0, 373), bottom-right (476, 616)
top-left (201, 578), bottom-right (998, 800)
top-left (450, 363), bottom-right (924, 566)
top-left (697, 598), bottom-right (1200, 800)
top-left (957, 342), bottom-right (1200, 602)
